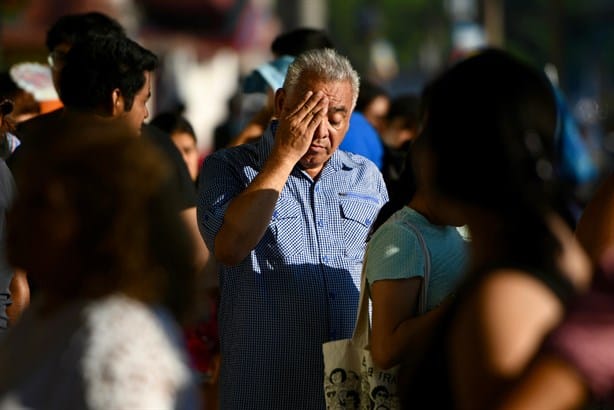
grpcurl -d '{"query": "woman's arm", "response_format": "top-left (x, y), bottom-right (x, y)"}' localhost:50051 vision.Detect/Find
top-left (370, 277), bottom-right (450, 370)
top-left (496, 354), bottom-right (588, 410)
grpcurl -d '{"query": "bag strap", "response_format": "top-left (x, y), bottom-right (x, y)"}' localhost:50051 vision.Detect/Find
top-left (352, 218), bottom-right (432, 345)
top-left (400, 220), bottom-right (431, 315)
top-left (352, 253), bottom-right (371, 345)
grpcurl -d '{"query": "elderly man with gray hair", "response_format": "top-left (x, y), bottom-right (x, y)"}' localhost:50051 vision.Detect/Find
top-left (198, 48), bottom-right (388, 409)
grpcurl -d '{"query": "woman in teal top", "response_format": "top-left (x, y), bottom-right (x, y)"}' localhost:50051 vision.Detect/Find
top-left (365, 135), bottom-right (469, 370)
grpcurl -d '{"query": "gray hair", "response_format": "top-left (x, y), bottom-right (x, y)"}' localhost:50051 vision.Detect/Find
top-left (283, 48), bottom-right (360, 109)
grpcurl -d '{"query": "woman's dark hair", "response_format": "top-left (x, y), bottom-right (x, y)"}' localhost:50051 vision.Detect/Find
top-left (419, 48), bottom-right (567, 270)
top-left (369, 147), bottom-right (416, 236)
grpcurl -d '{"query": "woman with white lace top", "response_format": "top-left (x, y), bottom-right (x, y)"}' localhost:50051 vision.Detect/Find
top-left (0, 130), bottom-right (200, 409)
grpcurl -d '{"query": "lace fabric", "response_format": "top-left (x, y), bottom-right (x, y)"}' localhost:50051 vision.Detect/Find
top-left (0, 293), bottom-right (193, 410)
top-left (82, 294), bottom-right (191, 409)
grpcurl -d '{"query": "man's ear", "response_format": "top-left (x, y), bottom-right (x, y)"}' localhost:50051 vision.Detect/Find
top-left (111, 88), bottom-right (124, 116)
top-left (273, 88), bottom-right (286, 118)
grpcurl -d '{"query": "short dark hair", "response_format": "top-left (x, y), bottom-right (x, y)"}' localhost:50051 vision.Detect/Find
top-left (45, 11), bottom-right (126, 51)
top-left (59, 35), bottom-right (158, 112)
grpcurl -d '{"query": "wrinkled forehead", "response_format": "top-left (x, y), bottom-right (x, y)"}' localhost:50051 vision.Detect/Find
top-left (288, 73), bottom-right (355, 108)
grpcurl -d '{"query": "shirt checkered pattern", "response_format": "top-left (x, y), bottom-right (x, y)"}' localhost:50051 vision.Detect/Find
top-left (198, 122), bottom-right (388, 410)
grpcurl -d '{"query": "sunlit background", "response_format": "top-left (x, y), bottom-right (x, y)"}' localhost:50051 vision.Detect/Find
top-left (2, 0), bottom-right (614, 177)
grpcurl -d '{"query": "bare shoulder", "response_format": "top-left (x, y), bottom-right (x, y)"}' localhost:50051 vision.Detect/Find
top-left (455, 268), bottom-right (566, 376)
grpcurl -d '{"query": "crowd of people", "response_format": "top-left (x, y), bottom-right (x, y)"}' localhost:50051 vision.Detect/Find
top-left (0, 9), bottom-right (612, 410)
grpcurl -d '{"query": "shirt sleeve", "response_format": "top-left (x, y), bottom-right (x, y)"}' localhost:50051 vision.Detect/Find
top-left (197, 151), bottom-right (247, 253)
top-left (365, 218), bottom-right (425, 285)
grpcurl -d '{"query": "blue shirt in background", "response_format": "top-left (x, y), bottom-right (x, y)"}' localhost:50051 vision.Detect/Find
top-left (339, 111), bottom-right (385, 170)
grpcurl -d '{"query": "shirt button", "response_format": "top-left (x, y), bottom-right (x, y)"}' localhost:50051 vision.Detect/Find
top-left (317, 220), bottom-right (324, 227)
top-left (365, 218), bottom-right (371, 225)
top-left (322, 255), bottom-right (329, 263)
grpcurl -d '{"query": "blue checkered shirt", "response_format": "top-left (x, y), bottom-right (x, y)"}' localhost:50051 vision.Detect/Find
top-left (198, 122), bottom-right (388, 409)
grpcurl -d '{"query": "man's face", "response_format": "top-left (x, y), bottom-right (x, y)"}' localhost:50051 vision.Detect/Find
top-left (120, 71), bottom-right (152, 136)
top-left (282, 73), bottom-right (354, 176)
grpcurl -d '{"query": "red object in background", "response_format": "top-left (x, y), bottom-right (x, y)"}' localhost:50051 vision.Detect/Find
top-left (183, 294), bottom-right (220, 382)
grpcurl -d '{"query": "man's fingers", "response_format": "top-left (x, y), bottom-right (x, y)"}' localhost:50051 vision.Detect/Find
top-left (313, 96), bottom-right (329, 118)
top-left (286, 91), bottom-right (314, 118)
top-left (292, 91), bottom-right (328, 122)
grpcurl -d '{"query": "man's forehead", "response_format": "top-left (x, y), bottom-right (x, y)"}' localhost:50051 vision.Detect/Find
top-left (292, 78), bottom-right (354, 104)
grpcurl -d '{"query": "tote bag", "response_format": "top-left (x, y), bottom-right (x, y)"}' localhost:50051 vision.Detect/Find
top-left (322, 221), bottom-right (431, 410)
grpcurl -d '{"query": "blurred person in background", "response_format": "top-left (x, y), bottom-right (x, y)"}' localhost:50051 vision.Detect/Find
top-left (0, 99), bottom-right (29, 336)
top-left (400, 48), bottom-right (592, 410)
top-left (45, 11), bottom-right (126, 97)
top-left (339, 109), bottom-right (385, 170)
top-left (339, 80), bottom-right (388, 171)
top-left (0, 71), bottom-right (41, 124)
top-left (151, 111), bottom-right (201, 184)
top-left (14, 11), bottom-right (126, 147)
top-left (10, 10), bottom-right (209, 281)
top-left (365, 125), bottom-right (469, 371)
top-left (9, 32), bottom-right (158, 174)
top-left (495, 171), bottom-right (614, 410)
top-left (380, 93), bottom-right (421, 198)
top-left (0, 132), bottom-right (199, 409)
top-left (354, 79), bottom-right (390, 136)
top-left (9, 11), bottom-right (126, 164)
top-left (151, 109), bottom-right (222, 408)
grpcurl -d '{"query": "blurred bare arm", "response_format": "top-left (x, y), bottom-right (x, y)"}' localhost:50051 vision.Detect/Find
top-left (371, 277), bottom-right (451, 370)
top-left (496, 355), bottom-right (588, 410)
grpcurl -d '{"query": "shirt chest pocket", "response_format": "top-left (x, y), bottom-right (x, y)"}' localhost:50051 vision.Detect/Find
top-left (339, 199), bottom-right (379, 260)
top-left (268, 199), bottom-right (306, 259)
